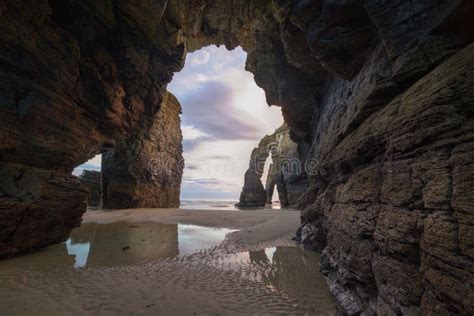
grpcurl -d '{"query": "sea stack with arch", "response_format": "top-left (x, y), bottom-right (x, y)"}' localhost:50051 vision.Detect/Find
top-left (0, 1), bottom-right (473, 314)
top-left (237, 124), bottom-right (308, 208)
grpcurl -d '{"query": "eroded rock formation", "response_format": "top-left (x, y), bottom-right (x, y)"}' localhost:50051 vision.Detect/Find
top-left (297, 45), bottom-right (474, 315)
top-left (265, 163), bottom-right (276, 204)
top-left (238, 124), bottom-right (307, 208)
top-left (237, 136), bottom-right (273, 208)
top-left (268, 124), bottom-right (308, 207)
top-left (0, 0), bottom-right (473, 314)
top-left (102, 92), bottom-right (183, 209)
top-left (78, 170), bottom-right (101, 207)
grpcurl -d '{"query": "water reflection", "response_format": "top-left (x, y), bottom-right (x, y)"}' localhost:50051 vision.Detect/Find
top-left (0, 222), bottom-right (337, 315)
top-left (64, 222), bottom-right (236, 268)
top-left (217, 247), bottom-right (334, 313)
top-left (177, 224), bottom-right (235, 255)
top-left (65, 239), bottom-right (90, 268)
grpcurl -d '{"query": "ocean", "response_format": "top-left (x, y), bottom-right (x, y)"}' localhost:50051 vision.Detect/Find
top-left (179, 199), bottom-right (281, 210)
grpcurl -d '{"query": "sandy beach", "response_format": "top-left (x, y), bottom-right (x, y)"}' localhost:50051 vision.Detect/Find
top-left (0, 208), bottom-right (337, 315)
top-left (83, 208), bottom-right (301, 251)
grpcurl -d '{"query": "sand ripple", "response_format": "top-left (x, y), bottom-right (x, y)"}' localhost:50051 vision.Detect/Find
top-left (0, 214), bottom-right (337, 315)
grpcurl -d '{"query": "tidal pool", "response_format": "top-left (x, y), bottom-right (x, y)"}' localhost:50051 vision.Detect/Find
top-left (0, 221), bottom-right (337, 315)
top-left (62, 222), bottom-right (236, 268)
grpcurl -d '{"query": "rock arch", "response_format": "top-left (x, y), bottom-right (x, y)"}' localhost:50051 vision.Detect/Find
top-left (237, 124), bottom-right (308, 208)
top-left (0, 0), bottom-right (473, 314)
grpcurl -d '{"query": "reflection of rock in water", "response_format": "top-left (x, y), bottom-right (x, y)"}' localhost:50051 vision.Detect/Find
top-left (69, 222), bottom-right (179, 267)
top-left (256, 247), bottom-right (335, 312)
top-left (0, 242), bottom-right (76, 270)
top-left (249, 249), bottom-right (270, 266)
top-left (0, 237), bottom-right (337, 314)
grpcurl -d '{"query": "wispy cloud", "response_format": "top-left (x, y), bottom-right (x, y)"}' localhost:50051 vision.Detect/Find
top-left (168, 45), bottom-right (283, 200)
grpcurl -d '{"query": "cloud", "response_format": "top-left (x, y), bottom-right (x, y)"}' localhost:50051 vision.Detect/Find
top-left (182, 125), bottom-right (210, 141)
top-left (182, 139), bottom-right (204, 152)
top-left (178, 81), bottom-right (264, 140)
top-left (166, 46), bottom-right (284, 200)
top-left (189, 50), bottom-right (210, 66)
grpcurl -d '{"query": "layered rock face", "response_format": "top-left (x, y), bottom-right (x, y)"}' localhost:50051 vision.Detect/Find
top-left (102, 92), bottom-right (183, 209)
top-left (0, 165), bottom-right (88, 259)
top-left (298, 45), bottom-right (474, 315)
top-left (78, 170), bottom-right (101, 207)
top-left (0, 0), bottom-right (183, 258)
top-left (238, 124), bottom-right (307, 208)
top-left (0, 0), bottom-right (473, 314)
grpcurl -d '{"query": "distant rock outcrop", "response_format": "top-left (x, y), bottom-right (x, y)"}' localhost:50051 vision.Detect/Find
top-left (238, 124), bottom-right (307, 208)
top-left (267, 125), bottom-right (308, 208)
top-left (236, 136), bottom-right (273, 208)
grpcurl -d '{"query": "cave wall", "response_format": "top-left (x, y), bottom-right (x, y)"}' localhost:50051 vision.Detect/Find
top-left (0, 0), bottom-right (184, 258)
top-left (298, 43), bottom-right (474, 315)
top-left (0, 0), bottom-right (473, 314)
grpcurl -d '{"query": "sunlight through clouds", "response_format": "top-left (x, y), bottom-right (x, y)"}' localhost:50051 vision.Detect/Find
top-left (168, 45), bottom-right (283, 200)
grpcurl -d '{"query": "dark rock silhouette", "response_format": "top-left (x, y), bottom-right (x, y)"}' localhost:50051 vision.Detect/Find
top-left (237, 135), bottom-right (274, 208)
top-left (238, 124), bottom-right (307, 208)
top-left (0, 0), bottom-right (472, 314)
top-left (101, 92), bottom-right (183, 209)
top-left (265, 164), bottom-right (276, 205)
top-left (78, 170), bottom-right (101, 207)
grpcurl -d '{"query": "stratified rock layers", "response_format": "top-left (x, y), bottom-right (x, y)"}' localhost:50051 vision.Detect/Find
top-left (299, 43), bottom-right (474, 316)
top-left (0, 165), bottom-right (88, 258)
top-left (0, 0), bottom-right (472, 314)
top-left (102, 92), bottom-right (183, 209)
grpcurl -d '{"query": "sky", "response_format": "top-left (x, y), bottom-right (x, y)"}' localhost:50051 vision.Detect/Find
top-left (74, 45), bottom-right (283, 201)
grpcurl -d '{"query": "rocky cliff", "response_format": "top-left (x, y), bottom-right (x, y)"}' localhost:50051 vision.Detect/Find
top-left (0, 0), bottom-right (472, 314)
top-left (102, 92), bottom-right (183, 209)
top-left (268, 125), bottom-right (308, 207)
top-left (238, 124), bottom-right (307, 208)
top-left (237, 134), bottom-right (273, 208)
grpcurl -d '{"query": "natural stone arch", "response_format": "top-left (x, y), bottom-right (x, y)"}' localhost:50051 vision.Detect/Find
top-left (0, 1), bottom-right (473, 315)
top-left (237, 124), bottom-right (307, 208)
top-left (101, 92), bottom-right (183, 209)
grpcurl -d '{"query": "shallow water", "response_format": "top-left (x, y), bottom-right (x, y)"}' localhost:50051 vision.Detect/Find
top-left (0, 222), bottom-right (337, 315)
top-left (62, 222), bottom-right (236, 268)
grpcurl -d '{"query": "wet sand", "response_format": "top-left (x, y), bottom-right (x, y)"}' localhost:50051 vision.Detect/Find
top-left (83, 208), bottom-right (301, 251)
top-left (0, 208), bottom-right (337, 315)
